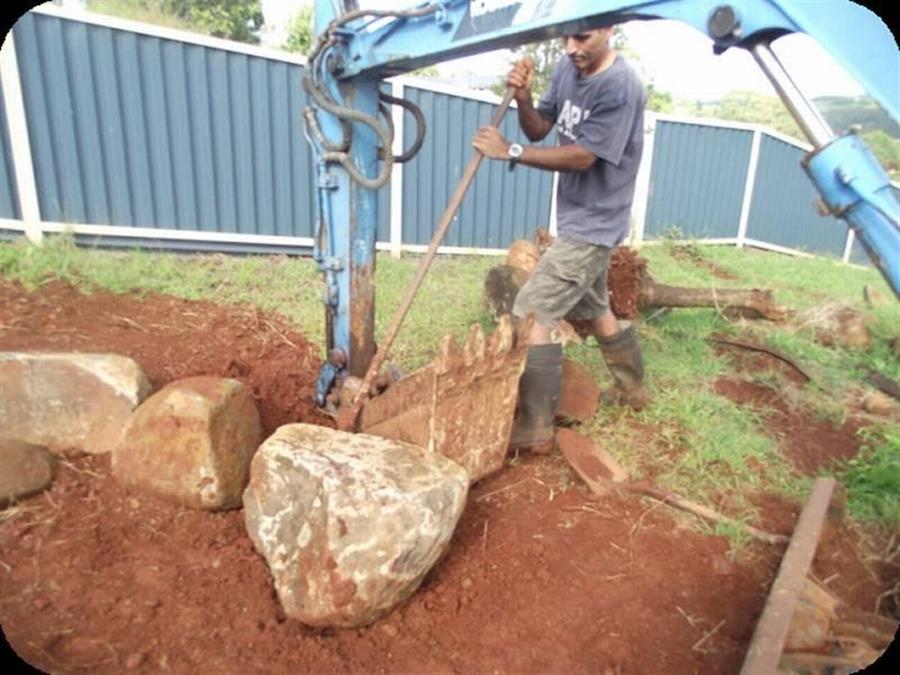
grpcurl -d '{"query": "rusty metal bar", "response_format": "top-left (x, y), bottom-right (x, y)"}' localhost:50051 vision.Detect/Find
top-left (739, 477), bottom-right (837, 675)
top-left (336, 86), bottom-right (517, 431)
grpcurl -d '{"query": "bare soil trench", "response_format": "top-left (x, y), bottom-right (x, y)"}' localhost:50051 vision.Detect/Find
top-left (1, 278), bottom-right (896, 674)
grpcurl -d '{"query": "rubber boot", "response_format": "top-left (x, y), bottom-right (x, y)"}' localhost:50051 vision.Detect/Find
top-left (508, 344), bottom-right (562, 454)
top-left (598, 323), bottom-right (649, 411)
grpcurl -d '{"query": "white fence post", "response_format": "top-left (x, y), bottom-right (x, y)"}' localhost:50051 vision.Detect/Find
top-left (629, 111), bottom-right (656, 249)
top-left (842, 228), bottom-right (855, 263)
top-left (1, 29), bottom-right (42, 244)
top-left (736, 128), bottom-right (762, 248)
top-left (388, 79), bottom-right (405, 259)
top-left (548, 171), bottom-right (559, 237)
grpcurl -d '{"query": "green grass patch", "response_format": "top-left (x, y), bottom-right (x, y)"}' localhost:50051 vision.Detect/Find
top-left (836, 425), bottom-right (900, 526)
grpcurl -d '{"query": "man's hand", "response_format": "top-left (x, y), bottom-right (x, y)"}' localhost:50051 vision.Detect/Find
top-left (507, 57), bottom-right (534, 105)
top-left (472, 126), bottom-right (510, 159)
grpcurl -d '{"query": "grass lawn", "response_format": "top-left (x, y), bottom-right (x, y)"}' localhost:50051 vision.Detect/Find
top-left (2, 234), bottom-right (897, 540)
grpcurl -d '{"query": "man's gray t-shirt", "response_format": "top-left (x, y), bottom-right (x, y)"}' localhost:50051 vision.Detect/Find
top-left (537, 55), bottom-right (645, 247)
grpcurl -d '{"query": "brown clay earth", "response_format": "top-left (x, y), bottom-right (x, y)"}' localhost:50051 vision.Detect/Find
top-left (1, 278), bottom-right (897, 674)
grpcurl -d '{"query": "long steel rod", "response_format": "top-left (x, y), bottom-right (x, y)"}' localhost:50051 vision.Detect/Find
top-left (337, 86), bottom-right (517, 431)
top-left (750, 43), bottom-right (834, 149)
top-left (739, 477), bottom-right (837, 675)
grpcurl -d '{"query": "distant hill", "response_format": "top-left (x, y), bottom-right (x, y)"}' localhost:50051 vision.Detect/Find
top-left (813, 95), bottom-right (899, 136)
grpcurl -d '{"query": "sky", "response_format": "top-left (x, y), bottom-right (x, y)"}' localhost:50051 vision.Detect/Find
top-left (258, 0), bottom-right (868, 100)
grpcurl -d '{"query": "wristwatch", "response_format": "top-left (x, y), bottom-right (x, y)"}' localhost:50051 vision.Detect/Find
top-left (507, 142), bottom-right (523, 171)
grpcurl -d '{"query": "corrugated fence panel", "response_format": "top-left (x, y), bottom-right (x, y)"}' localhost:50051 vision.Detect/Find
top-left (644, 121), bottom-right (751, 239)
top-left (849, 183), bottom-right (900, 266)
top-left (746, 134), bottom-right (846, 256)
top-left (0, 71), bottom-right (19, 219)
top-left (401, 86), bottom-right (553, 248)
top-left (10, 11), bottom-right (339, 241)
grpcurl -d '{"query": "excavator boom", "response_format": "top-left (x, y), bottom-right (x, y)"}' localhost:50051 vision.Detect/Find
top-left (306, 0), bottom-right (898, 469)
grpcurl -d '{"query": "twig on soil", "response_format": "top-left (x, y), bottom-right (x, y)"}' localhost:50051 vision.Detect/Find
top-left (264, 319), bottom-right (300, 350)
top-left (0, 503), bottom-right (39, 523)
top-left (709, 337), bottom-right (811, 383)
top-left (43, 491), bottom-right (60, 511)
top-left (561, 504), bottom-right (616, 518)
top-left (58, 460), bottom-right (105, 479)
top-left (874, 581), bottom-right (900, 615)
top-left (628, 501), bottom-right (662, 539)
top-left (112, 315), bottom-right (149, 332)
top-left (481, 519), bottom-right (489, 558)
top-left (676, 605), bottom-right (701, 629)
top-left (624, 483), bottom-right (789, 546)
top-left (476, 478), bottom-right (542, 502)
top-left (692, 618), bottom-right (726, 652)
top-left (598, 572), bottom-right (626, 581)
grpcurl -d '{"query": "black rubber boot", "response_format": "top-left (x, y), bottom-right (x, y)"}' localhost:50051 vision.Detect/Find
top-left (598, 322), bottom-right (649, 411)
top-left (508, 344), bottom-right (562, 454)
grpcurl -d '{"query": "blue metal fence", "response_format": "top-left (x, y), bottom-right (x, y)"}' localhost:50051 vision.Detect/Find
top-left (644, 121), bottom-right (752, 240)
top-left (400, 86), bottom-right (553, 248)
top-left (12, 10), bottom-right (323, 238)
top-left (0, 73), bottom-right (18, 220)
top-left (746, 134), bottom-right (847, 256)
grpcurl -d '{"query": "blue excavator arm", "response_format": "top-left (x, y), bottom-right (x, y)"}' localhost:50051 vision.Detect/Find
top-left (306, 0), bottom-right (898, 404)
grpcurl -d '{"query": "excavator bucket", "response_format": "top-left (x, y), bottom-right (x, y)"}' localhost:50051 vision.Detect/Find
top-left (354, 315), bottom-right (531, 484)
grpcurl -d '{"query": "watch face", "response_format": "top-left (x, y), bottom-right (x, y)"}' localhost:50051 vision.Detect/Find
top-left (509, 143), bottom-right (523, 158)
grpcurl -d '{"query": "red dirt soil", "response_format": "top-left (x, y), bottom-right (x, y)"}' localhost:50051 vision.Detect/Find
top-left (1, 278), bottom-right (897, 674)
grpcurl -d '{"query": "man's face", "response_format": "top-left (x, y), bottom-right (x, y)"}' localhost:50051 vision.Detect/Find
top-left (562, 28), bottom-right (614, 74)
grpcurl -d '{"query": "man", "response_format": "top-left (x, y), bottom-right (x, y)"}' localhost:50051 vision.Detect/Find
top-left (472, 27), bottom-right (648, 454)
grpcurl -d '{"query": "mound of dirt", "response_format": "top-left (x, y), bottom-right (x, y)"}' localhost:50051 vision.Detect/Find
top-left (607, 247), bottom-right (646, 319)
top-left (1, 278), bottom-right (896, 674)
top-left (0, 279), bottom-right (332, 436)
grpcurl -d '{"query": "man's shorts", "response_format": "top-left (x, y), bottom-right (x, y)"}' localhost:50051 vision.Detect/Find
top-left (512, 238), bottom-right (612, 327)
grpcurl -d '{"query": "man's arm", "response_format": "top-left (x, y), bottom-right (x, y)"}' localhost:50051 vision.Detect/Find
top-left (472, 126), bottom-right (596, 172)
top-left (508, 58), bottom-right (554, 142)
top-left (516, 97), bottom-right (554, 142)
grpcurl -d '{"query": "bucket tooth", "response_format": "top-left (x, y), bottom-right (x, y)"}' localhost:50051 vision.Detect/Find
top-left (463, 324), bottom-right (486, 367)
top-left (356, 318), bottom-right (530, 485)
top-left (435, 333), bottom-right (459, 374)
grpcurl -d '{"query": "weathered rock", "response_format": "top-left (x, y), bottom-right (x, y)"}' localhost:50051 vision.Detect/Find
top-left (784, 578), bottom-right (837, 651)
top-left (809, 306), bottom-right (872, 349)
top-left (113, 377), bottom-right (261, 510)
top-left (556, 359), bottom-right (599, 423)
top-left (243, 423), bottom-right (468, 627)
top-left (0, 352), bottom-right (151, 453)
top-left (0, 440), bottom-right (56, 506)
top-left (861, 390), bottom-right (895, 415)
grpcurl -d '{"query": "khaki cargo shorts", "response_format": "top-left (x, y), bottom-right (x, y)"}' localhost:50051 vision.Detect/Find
top-left (512, 238), bottom-right (612, 327)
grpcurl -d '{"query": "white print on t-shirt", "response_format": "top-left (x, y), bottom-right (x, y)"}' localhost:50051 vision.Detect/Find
top-left (556, 99), bottom-right (590, 141)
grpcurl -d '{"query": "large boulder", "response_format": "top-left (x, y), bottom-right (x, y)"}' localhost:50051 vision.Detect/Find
top-left (0, 440), bottom-right (56, 506)
top-left (243, 423), bottom-right (468, 627)
top-left (0, 352), bottom-right (151, 453)
top-left (113, 377), bottom-right (261, 510)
